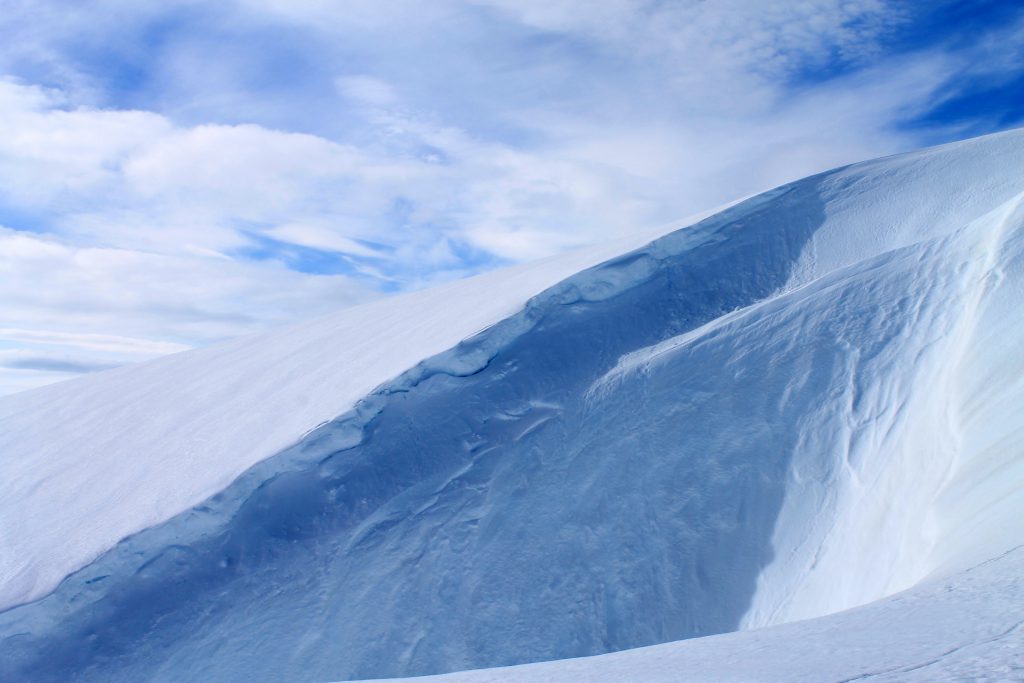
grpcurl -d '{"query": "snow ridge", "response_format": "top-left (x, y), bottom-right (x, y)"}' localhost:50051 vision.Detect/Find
top-left (1, 181), bottom-right (820, 681)
top-left (2, 129), bottom-right (1024, 682)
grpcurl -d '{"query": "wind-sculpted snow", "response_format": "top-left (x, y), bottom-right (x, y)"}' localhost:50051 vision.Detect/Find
top-left (0, 181), bottom-right (825, 681)
top-left (0, 219), bottom-right (697, 612)
top-left (361, 545), bottom-right (1024, 682)
top-left (2, 130), bottom-right (1024, 682)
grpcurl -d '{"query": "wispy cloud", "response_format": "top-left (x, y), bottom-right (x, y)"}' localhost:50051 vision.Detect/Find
top-left (0, 225), bottom-right (377, 394)
top-left (0, 351), bottom-right (120, 375)
top-left (0, 0), bottom-right (1021, 394)
top-left (0, 328), bottom-right (190, 355)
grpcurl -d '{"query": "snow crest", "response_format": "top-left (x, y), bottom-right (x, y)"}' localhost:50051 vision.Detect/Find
top-left (2, 129), bottom-right (1024, 682)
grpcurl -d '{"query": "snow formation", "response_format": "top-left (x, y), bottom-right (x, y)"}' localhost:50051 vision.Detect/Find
top-left (0, 213), bottom-right (707, 612)
top-left (1, 129), bottom-right (1022, 681)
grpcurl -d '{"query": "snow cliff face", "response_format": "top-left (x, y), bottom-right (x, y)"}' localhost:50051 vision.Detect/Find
top-left (1, 130), bottom-right (1023, 682)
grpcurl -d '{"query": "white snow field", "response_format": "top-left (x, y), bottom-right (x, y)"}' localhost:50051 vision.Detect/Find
top-left (1, 129), bottom-right (1023, 682)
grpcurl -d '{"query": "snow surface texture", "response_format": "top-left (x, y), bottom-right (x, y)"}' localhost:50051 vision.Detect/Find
top-left (0, 209), bottom-right (715, 612)
top-left (1, 129), bottom-right (1023, 682)
top-left (360, 545), bottom-right (1024, 682)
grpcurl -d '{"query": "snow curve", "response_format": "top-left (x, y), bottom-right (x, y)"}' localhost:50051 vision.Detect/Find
top-left (1, 129), bottom-right (1023, 682)
top-left (0, 209), bottom-right (706, 613)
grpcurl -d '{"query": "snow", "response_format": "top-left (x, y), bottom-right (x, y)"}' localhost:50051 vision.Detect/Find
top-left (743, 189), bottom-right (1024, 628)
top-left (1, 129), bottom-right (1023, 682)
top-left (0, 204), bottom-right (725, 613)
top-left (360, 544), bottom-right (1024, 683)
top-left (355, 545), bottom-right (1024, 682)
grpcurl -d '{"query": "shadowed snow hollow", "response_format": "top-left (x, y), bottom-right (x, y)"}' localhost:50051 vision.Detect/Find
top-left (1, 129), bottom-right (1022, 682)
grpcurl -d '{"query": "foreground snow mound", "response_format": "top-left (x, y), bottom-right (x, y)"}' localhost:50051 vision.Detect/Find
top-left (1, 129), bottom-right (1023, 682)
top-left (360, 545), bottom-right (1024, 682)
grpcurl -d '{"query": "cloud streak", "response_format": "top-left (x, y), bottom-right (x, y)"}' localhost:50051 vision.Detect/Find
top-left (0, 353), bottom-right (120, 375)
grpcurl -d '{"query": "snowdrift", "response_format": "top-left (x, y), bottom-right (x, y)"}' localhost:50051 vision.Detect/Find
top-left (1, 129), bottom-right (1023, 682)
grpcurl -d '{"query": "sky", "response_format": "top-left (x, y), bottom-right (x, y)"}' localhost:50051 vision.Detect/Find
top-left (1, 0), bottom-right (1022, 395)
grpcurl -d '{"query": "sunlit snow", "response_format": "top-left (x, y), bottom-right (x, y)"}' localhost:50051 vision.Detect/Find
top-left (1, 130), bottom-right (1022, 682)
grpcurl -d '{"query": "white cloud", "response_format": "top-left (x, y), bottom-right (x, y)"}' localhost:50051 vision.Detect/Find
top-left (0, 227), bottom-right (377, 394)
top-left (262, 223), bottom-right (383, 258)
top-left (471, 0), bottom-right (900, 84)
top-left (0, 328), bottom-right (190, 356)
top-left (0, 1), bottom-right (1016, 393)
top-left (336, 75), bottom-right (400, 107)
top-left (0, 80), bottom-right (170, 204)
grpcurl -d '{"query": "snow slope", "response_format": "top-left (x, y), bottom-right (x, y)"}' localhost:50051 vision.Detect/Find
top-left (1, 129), bottom-right (1023, 682)
top-left (359, 544), bottom-right (1024, 682)
top-left (0, 207), bottom-right (727, 612)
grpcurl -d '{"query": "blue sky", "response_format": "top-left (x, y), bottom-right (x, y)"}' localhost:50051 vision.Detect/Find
top-left (1, 0), bottom-right (1022, 394)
